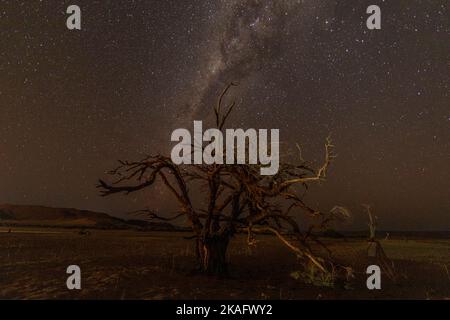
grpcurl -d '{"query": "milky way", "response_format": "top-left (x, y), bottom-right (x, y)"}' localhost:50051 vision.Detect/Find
top-left (188, 0), bottom-right (325, 118)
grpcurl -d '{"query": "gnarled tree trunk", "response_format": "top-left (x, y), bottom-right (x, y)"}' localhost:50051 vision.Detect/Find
top-left (196, 235), bottom-right (230, 276)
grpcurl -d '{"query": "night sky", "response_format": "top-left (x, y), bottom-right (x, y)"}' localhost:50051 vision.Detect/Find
top-left (0, 1), bottom-right (448, 230)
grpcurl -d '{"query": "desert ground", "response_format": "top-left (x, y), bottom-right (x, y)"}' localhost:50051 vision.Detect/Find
top-left (0, 227), bottom-right (449, 300)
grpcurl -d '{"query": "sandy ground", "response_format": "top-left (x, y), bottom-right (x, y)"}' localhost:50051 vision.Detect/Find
top-left (0, 227), bottom-right (449, 299)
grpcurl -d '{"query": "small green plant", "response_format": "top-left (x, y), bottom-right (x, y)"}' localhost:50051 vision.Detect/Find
top-left (290, 261), bottom-right (335, 288)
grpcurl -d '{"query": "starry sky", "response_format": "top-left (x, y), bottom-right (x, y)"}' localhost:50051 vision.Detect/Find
top-left (0, 0), bottom-right (448, 230)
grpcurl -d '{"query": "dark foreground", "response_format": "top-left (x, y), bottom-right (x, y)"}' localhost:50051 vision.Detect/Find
top-left (0, 228), bottom-right (449, 299)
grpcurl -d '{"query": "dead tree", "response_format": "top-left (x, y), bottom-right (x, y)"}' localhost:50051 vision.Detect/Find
top-left (364, 204), bottom-right (396, 281)
top-left (98, 83), bottom-right (349, 276)
top-left (365, 204), bottom-right (377, 244)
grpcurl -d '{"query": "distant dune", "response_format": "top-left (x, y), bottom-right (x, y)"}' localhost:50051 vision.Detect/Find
top-left (0, 204), bottom-right (178, 231)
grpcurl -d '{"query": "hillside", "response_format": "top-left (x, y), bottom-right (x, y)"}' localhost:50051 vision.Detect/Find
top-left (0, 204), bottom-right (177, 231)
